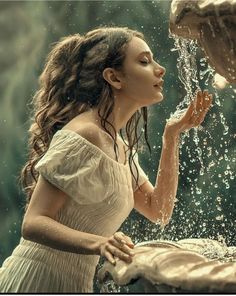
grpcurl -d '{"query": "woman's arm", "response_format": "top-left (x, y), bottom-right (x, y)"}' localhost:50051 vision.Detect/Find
top-left (22, 176), bottom-right (101, 255)
top-left (134, 90), bottom-right (213, 225)
top-left (133, 129), bottom-right (179, 225)
top-left (22, 175), bottom-right (134, 264)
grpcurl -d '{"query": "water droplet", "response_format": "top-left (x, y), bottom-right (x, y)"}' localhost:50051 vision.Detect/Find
top-left (216, 215), bottom-right (224, 221)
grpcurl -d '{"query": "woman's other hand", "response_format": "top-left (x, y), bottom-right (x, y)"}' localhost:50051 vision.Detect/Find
top-left (98, 231), bottom-right (135, 265)
top-left (165, 90), bottom-right (213, 136)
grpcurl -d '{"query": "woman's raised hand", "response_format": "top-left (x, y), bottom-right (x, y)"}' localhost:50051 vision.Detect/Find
top-left (99, 231), bottom-right (135, 265)
top-left (165, 90), bottom-right (213, 135)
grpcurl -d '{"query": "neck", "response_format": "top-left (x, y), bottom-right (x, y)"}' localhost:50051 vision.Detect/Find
top-left (90, 96), bottom-right (140, 138)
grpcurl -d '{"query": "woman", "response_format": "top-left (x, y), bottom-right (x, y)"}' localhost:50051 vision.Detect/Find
top-left (0, 26), bottom-right (212, 292)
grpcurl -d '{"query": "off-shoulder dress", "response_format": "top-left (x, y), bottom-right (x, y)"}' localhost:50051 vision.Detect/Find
top-left (0, 129), bottom-right (149, 292)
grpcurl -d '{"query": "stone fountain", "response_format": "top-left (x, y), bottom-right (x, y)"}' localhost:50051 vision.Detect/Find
top-left (98, 238), bottom-right (236, 293)
top-left (97, 1), bottom-right (236, 292)
top-left (169, 0), bottom-right (236, 84)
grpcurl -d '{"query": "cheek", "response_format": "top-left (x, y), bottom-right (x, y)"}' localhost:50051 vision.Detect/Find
top-left (125, 81), bottom-right (147, 98)
top-left (125, 71), bottom-right (151, 92)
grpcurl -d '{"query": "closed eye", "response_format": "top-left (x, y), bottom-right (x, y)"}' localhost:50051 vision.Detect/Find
top-left (140, 60), bottom-right (149, 64)
top-left (140, 57), bottom-right (160, 65)
top-left (140, 58), bottom-right (150, 65)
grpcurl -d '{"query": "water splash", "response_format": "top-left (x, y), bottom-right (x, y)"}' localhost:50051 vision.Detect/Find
top-left (99, 279), bottom-right (121, 293)
top-left (163, 36), bottom-right (235, 245)
top-left (172, 38), bottom-right (200, 106)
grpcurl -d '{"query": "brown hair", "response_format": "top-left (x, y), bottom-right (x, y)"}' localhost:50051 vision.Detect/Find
top-left (20, 26), bottom-right (151, 207)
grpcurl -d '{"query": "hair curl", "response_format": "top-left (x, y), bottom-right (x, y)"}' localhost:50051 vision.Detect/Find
top-left (20, 26), bottom-right (151, 208)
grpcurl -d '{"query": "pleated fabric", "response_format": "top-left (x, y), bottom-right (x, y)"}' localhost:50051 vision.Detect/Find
top-left (0, 129), bottom-right (149, 293)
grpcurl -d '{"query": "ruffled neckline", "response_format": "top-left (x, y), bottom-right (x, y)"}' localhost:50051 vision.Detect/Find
top-left (56, 129), bottom-right (130, 168)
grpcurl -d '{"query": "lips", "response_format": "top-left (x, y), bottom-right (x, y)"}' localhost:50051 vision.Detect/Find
top-left (154, 80), bottom-right (164, 88)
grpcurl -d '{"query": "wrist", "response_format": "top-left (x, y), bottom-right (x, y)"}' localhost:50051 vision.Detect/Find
top-left (163, 125), bottom-right (180, 141)
top-left (92, 236), bottom-right (107, 255)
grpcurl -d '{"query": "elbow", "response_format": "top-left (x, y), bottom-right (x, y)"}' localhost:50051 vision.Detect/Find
top-left (148, 210), bottom-right (171, 226)
top-left (149, 216), bottom-right (171, 226)
top-left (160, 217), bottom-right (171, 226)
top-left (21, 218), bottom-right (35, 241)
top-left (21, 220), bottom-right (30, 240)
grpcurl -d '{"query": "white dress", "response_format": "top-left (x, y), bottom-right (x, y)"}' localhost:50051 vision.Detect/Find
top-left (0, 129), bottom-right (149, 293)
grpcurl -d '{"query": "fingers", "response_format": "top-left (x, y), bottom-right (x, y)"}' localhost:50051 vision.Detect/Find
top-left (196, 90), bottom-right (203, 113)
top-left (113, 232), bottom-right (135, 257)
top-left (104, 250), bottom-right (116, 265)
top-left (200, 90), bottom-right (213, 120)
top-left (204, 91), bottom-right (213, 110)
top-left (106, 244), bottom-right (133, 264)
top-left (192, 90), bottom-right (213, 126)
top-left (109, 237), bottom-right (135, 257)
top-left (114, 232), bottom-right (134, 249)
top-left (102, 232), bottom-right (135, 266)
top-left (201, 90), bottom-right (212, 111)
top-left (168, 89), bottom-right (213, 134)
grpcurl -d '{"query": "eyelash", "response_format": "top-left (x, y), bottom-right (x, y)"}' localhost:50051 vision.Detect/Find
top-left (140, 59), bottom-right (160, 65)
top-left (140, 59), bottom-right (150, 64)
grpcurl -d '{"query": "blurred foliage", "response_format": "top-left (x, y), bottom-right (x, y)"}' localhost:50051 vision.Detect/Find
top-left (0, 1), bottom-right (235, 289)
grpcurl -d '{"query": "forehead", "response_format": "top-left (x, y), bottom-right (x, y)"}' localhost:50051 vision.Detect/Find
top-left (125, 36), bottom-right (152, 59)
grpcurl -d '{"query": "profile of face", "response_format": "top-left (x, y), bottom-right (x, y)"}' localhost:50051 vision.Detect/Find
top-left (104, 36), bottom-right (166, 108)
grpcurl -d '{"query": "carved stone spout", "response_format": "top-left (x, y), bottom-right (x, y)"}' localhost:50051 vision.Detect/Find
top-left (169, 0), bottom-right (236, 84)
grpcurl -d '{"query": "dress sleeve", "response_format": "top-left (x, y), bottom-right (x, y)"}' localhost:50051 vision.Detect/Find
top-left (35, 130), bottom-right (114, 205)
top-left (130, 151), bottom-right (149, 192)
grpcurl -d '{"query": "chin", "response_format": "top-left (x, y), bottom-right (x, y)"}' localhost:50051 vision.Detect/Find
top-left (152, 93), bottom-right (164, 104)
top-left (139, 93), bottom-right (164, 107)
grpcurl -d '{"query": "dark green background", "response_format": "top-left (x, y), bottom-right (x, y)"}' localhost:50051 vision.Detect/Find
top-left (0, 0), bottom-right (235, 277)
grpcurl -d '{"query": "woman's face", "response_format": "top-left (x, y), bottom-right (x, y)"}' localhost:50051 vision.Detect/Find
top-left (120, 36), bottom-right (166, 107)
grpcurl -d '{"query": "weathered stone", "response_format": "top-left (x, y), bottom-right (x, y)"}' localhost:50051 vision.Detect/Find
top-left (169, 0), bottom-right (236, 83)
top-left (98, 238), bottom-right (236, 292)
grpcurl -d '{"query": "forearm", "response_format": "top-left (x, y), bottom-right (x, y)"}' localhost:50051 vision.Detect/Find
top-left (151, 127), bottom-right (180, 225)
top-left (22, 215), bottom-right (103, 255)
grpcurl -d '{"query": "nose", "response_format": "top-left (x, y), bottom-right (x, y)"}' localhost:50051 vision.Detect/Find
top-left (154, 64), bottom-right (166, 78)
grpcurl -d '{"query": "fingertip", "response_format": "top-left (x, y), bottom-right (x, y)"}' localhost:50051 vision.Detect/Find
top-left (112, 260), bottom-right (116, 266)
top-left (127, 242), bottom-right (135, 248)
top-left (127, 256), bottom-right (133, 264)
top-left (195, 90), bottom-right (201, 98)
top-left (208, 95), bottom-right (213, 105)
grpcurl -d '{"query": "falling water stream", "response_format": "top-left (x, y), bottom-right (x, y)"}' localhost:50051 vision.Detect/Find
top-left (145, 36), bottom-right (235, 246)
top-left (170, 37), bottom-right (235, 245)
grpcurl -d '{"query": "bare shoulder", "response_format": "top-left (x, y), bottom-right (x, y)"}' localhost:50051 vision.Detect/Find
top-left (76, 123), bottom-right (102, 146)
top-left (63, 121), bottom-right (103, 149)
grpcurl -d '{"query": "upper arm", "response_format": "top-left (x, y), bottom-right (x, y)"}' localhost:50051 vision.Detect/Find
top-left (24, 124), bottom-right (102, 221)
top-left (23, 175), bottom-right (69, 222)
top-left (133, 180), bottom-right (156, 222)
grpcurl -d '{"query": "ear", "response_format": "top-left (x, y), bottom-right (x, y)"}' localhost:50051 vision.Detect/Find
top-left (102, 68), bottom-right (122, 90)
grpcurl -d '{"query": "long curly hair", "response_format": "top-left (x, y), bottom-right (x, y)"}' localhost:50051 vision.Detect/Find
top-left (20, 26), bottom-right (151, 207)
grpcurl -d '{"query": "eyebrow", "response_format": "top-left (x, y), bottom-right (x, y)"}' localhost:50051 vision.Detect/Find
top-left (138, 51), bottom-right (154, 58)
